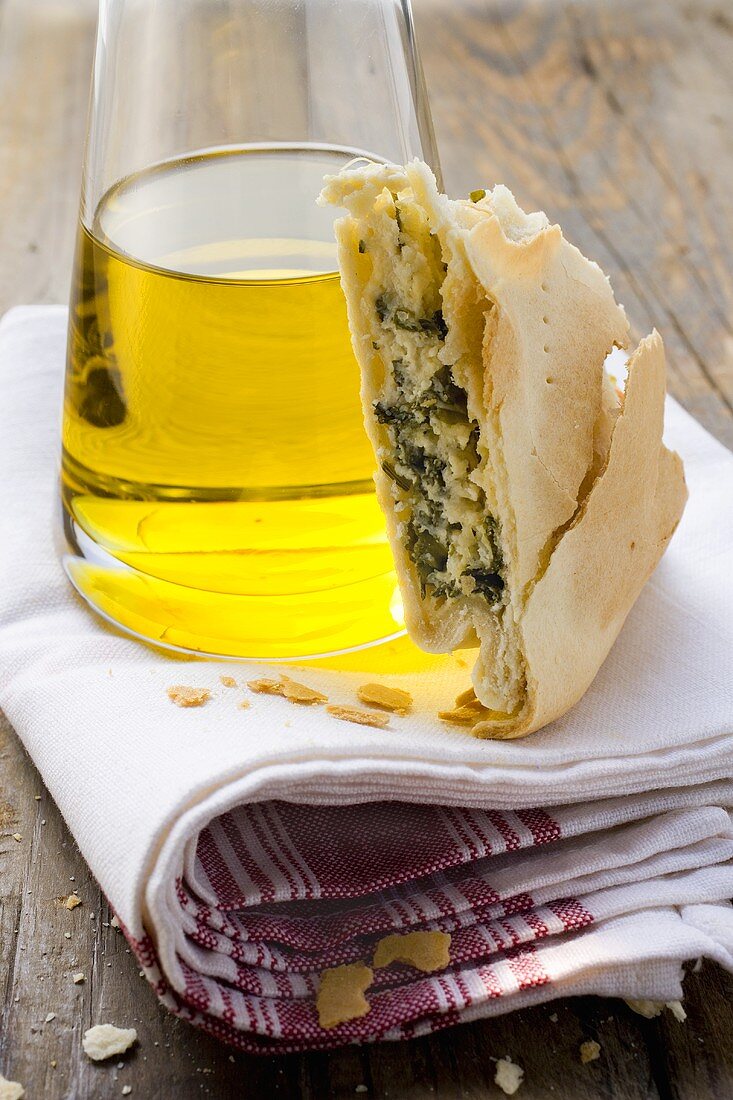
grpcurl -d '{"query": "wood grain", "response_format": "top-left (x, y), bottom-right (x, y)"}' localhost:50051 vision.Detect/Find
top-left (1, 0), bottom-right (732, 1096)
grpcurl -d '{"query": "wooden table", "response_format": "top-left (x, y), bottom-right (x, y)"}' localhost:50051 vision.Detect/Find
top-left (1, 0), bottom-right (732, 1095)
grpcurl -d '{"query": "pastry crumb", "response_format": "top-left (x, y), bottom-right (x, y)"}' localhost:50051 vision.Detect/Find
top-left (580, 1040), bottom-right (601, 1064)
top-left (549, 1012), bottom-right (558, 1023)
top-left (238, 700), bottom-right (251, 710)
top-left (0, 1075), bottom-right (25, 1100)
top-left (167, 685), bottom-right (211, 708)
top-left (247, 676), bottom-right (326, 704)
top-left (357, 683), bottom-right (412, 714)
top-left (73, 972), bottom-right (85, 984)
top-left (65, 893), bottom-right (82, 910)
top-left (122, 1088), bottom-right (132, 1096)
top-left (326, 705), bottom-right (390, 730)
top-left (373, 931), bottom-right (450, 973)
top-left (12, 833), bottom-right (22, 842)
top-left (246, 677), bottom-right (283, 696)
top-left (45, 1012), bottom-right (56, 1023)
top-left (110, 915), bottom-right (120, 929)
top-left (82, 1024), bottom-right (137, 1061)
top-left (437, 706), bottom-right (481, 727)
top-left (219, 675), bottom-right (237, 688)
top-left (453, 687), bottom-right (487, 712)
top-left (316, 963), bottom-right (373, 1029)
top-left (625, 998), bottom-right (686, 1019)
top-left (495, 1056), bottom-right (524, 1095)
top-left (625, 998), bottom-right (661, 1018)
top-left (279, 676), bottom-right (327, 705)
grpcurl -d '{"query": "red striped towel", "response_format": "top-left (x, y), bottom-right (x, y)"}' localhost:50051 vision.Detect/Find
top-left (126, 792), bottom-right (733, 1052)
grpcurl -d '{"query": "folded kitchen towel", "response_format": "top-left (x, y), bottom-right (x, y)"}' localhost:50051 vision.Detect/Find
top-left (1, 305), bottom-right (733, 1052)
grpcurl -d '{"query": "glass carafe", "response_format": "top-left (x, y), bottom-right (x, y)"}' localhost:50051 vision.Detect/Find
top-left (61, 0), bottom-right (441, 660)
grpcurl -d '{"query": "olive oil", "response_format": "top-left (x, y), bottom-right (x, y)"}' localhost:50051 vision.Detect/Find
top-left (62, 147), bottom-right (403, 658)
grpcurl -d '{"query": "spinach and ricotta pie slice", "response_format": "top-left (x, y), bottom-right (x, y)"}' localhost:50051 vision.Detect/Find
top-left (320, 161), bottom-right (687, 738)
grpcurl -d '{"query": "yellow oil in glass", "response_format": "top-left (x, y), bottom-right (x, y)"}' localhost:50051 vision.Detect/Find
top-left (61, 146), bottom-right (403, 658)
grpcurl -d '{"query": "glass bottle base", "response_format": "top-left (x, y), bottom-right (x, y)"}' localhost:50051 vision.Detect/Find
top-left (62, 512), bottom-right (406, 662)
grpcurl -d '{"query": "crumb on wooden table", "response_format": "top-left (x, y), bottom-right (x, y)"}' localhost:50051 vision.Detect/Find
top-left (82, 1024), bottom-right (137, 1061)
top-left (167, 685), bottom-right (211, 708)
top-left (316, 963), bottom-right (373, 1030)
top-left (326, 705), bottom-right (390, 730)
top-left (580, 1040), bottom-right (601, 1064)
top-left (64, 893), bottom-right (82, 910)
top-left (494, 1056), bottom-right (524, 1095)
top-left (0, 1073), bottom-right (26, 1099)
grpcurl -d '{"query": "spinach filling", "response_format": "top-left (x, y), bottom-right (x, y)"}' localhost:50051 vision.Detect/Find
top-left (375, 359), bottom-right (505, 606)
top-left (374, 295), bottom-right (447, 339)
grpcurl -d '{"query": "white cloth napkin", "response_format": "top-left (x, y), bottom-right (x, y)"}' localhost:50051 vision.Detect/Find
top-left (1, 306), bottom-right (733, 1049)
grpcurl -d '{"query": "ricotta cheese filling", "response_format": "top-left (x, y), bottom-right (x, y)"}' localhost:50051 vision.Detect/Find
top-left (363, 191), bottom-right (505, 609)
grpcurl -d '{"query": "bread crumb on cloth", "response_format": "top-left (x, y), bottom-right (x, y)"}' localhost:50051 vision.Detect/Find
top-left (316, 963), bottom-right (373, 1029)
top-left (246, 678), bottom-right (282, 696)
top-left (219, 675), bottom-right (237, 688)
top-left (437, 706), bottom-right (482, 727)
top-left (580, 1040), bottom-right (601, 1064)
top-left (373, 931), bottom-right (451, 973)
top-left (167, 685), bottom-right (211, 708)
top-left (326, 705), bottom-right (390, 730)
top-left (247, 676), bottom-right (326, 705)
top-left (279, 677), bottom-right (327, 705)
top-left (494, 1056), bottom-right (524, 1095)
top-left (82, 1024), bottom-right (137, 1061)
top-left (0, 1075), bottom-right (25, 1100)
top-left (356, 683), bottom-right (413, 714)
top-left (439, 687), bottom-right (491, 727)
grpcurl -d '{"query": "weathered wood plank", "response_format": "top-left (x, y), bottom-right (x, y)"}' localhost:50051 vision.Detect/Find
top-left (419, 0), bottom-right (733, 447)
top-left (1, 0), bottom-right (732, 1096)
